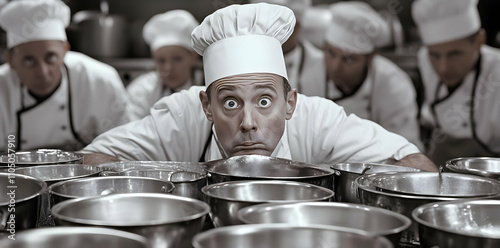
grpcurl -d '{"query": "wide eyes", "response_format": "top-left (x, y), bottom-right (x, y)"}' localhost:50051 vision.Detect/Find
top-left (223, 97), bottom-right (272, 110)
top-left (224, 99), bottom-right (239, 109)
top-left (258, 97), bottom-right (272, 108)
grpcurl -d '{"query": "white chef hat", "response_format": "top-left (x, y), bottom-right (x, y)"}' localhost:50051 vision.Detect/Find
top-left (248, 0), bottom-right (311, 21)
top-left (0, 0), bottom-right (70, 49)
top-left (325, 1), bottom-right (390, 54)
top-left (191, 3), bottom-right (295, 86)
top-left (301, 5), bottom-right (332, 49)
top-left (143, 9), bottom-right (199, 52)
top-left (412, 0), bottom-right (480, 45)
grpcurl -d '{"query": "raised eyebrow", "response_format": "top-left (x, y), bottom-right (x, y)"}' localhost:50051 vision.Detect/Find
top-left (216, 85), bottom-right (237, 95)
top-left (254, 84), bottom-right (278, 93)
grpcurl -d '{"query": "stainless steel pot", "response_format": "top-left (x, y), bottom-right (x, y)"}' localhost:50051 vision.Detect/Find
top-left (237, 202), bottom-right (411, 247)
top-left (446, 157), bottom-right (500, 180)
top-left (192, 224), bottom-right (394, 248)
top-left (97, 160), bottom-right (205, 174)
top-left (355, 173), bottom-right (500, 246)
top-left (330, 162), bottom-right (422, 203)
top-left (0, 149), bottom-right (83, 168)
top-left (369, 172), bottom-right (500, 197)
top-left (412, 199), bottom-right (500, 248)
top-left (202, 180), bottom-right (334, 227)
top-left (0, 172), bottom-right (46, 233)
top-left (71, 0), bottom-right (129, 58)
top-left (103, 169), bottom-right (207, 201)
top-left (203, 155), bottom-right (334, 190)
top-left (0, 227), bottom-right (149, 248)
top-left (48, 176), bottom-right (175, 206)
top-left (52, 193), bottom-right (210, 248)
top-left (12, 164), bottom-right (102, 227)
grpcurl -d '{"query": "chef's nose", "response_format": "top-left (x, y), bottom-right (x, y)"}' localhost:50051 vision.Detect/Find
top-left (435, 58), bottom-right (450, 75)
top-left (328, 56), bottom-right (342, 73)
top-left (36, 62), bottom-right (50, 77)
top-left (240, 105), bottom-right (258, 132)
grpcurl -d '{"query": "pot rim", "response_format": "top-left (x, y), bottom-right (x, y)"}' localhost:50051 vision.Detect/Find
top-left (355, 172), bottom-right (500, 200)
top-left (237, 201), bottom-right (412, 236)
top-left (0, 172), bottom-right (47, 205)
top-left (192, 223), bottom-right (393, 247)
top-left (0, 226), bottom-right (149, 245)
top-left (12, 163), bottom-right (102, 182)
top-left (201, 180), bottom-right (334, 203)
top-left (97, 161), bottom-right (205, 173)
top-left (411, 199), bottom-right (500, 239)
top-left (331, 162), bottom-right (422, 175)
top-left (446, 157), bottom-right (500, 177)
top-left (51, 193), bottom-right (210, 226)
top-left (0, 149), bottom-right (83, 166)
top-left (203, 155), bottom-right (335, 179)
top-left (48, 176), bottom-right (175, 199)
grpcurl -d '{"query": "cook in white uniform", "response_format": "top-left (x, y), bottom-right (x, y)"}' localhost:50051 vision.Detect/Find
top-left (413, 0), bottom-right (500, 166)
top-left (320, 2), bottom-right (423, 150)
top-left (82, 3), bottom-right (437, 172)
top-left (249, 0), bottom-right (325, 95)
top-left (0, 0), bottom-right (131, 152)
top-left (126, 10), bottom-right (202, 120)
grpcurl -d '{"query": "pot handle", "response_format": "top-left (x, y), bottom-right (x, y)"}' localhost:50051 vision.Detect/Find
top-left (165, 171), bottom-right (184, 182)
top-left (361, 164), bottom-right (374, 175)
top-left (99, 171), bottom-right (119, 177)
top-left (0, 208), bottom-right (9, 231)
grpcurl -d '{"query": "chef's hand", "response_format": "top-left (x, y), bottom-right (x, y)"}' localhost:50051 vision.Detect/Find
top-left (393, 153), bottom-right (439, 172)
top-left (83, 153), bottom-right (120, 166)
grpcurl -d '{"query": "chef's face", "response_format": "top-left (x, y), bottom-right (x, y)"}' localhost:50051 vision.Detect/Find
top-left (427, 30), bottom-right (484, 87)
top-left (153, 45), bottom-right (198, 89)
top-left (7, 40), bottom-right (68, 97)
top-left (200, 73), bottom-right (297, 157)
top-left (324, 42), bottom-right (373, 94)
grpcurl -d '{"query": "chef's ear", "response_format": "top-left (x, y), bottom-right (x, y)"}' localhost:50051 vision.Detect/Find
top-left (285, 89), bottom-right (297, 120)
top-left (200, 89), bottom-right (213, 122)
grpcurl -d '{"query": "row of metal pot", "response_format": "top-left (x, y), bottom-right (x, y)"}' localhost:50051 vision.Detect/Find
top-left (1, 149), bottom-right (500, 247)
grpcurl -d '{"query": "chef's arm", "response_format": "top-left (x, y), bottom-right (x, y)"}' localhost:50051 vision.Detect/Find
top-left (390, 153), bottom-right (438, 172)
top-left (83, 153), bottom-right (120, 166)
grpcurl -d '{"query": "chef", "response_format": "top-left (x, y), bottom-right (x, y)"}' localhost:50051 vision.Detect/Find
top-left (321, 1), bottom-right (423, 150)
top-left (81, 3), bottom-right (437, 172)
top-left (0, 0), bottom-right (131, 152)
top-left (249, 0), bottom-right (325, 96)
top-left (413, 0), bottom-right (500, 166)
top-left (127, 9), bottom-right (202, 120)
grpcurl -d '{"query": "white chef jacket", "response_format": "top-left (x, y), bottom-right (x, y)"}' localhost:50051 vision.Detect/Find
top-left (285, 39), bottom-right (326, 96)
top-left (82, 86), bottom-right (420, 164)
top-left (0, 51), bottom-right (132, 152)
top-left (126, 71), bottom-right (194, 120)
top-left (419, 45), bottom-right (500, 161)
top-left (324, 55), bottom-right (423, 151)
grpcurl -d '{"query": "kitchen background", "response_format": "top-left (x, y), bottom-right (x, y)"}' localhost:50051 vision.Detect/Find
top-left (1, 0), bottom-right (500, 86)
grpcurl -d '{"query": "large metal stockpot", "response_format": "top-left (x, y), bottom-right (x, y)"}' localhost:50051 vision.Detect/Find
top-left (48, 176), bottom-right (175, 205)
top-left (52, 193), bottom-right (210, 248)
top-left (237, 202), bottom-right (411, 247)
top-left (355, 172), bottom-right (500, 246)
top-left (0, 149), bottom-right (83, 168)
top-left (446, 157), bottom-right (500, 180)
top-left (0, 227), bottom-right (149, 248)
top-left (0, 172), bottom-right (46, 233)
top-left (192, 224), bottom-right (394, 248)
top-left (412, 199), bottom-right (500, 248)
top-left (203, 155), bottom-right (334, 189)
top-left (12, 164), bottom-right (101, 227)
top-left (202, 180), bottom-right (334, 227)
top-left (330, 162), bottom-right (423, 203)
